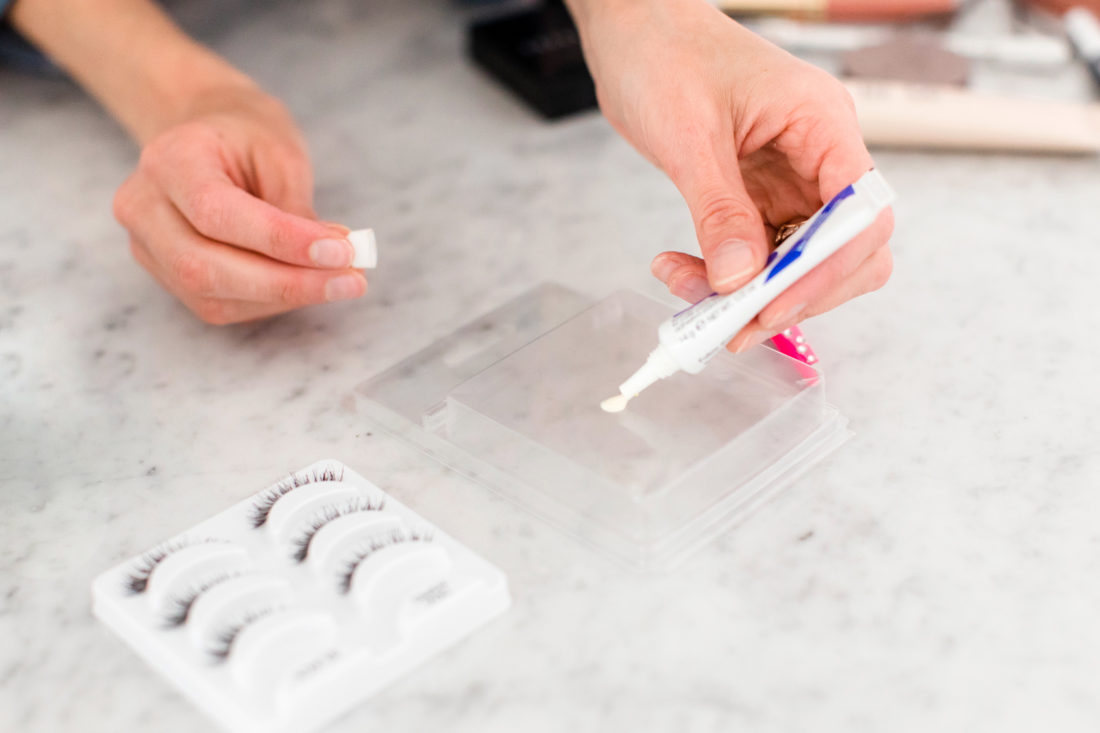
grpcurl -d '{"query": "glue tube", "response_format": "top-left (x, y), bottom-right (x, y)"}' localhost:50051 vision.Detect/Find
top-left (602, 169), bottom-right (895, 413)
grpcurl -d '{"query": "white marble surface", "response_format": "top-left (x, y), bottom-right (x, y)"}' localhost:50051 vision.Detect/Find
top-left (3, 1), bottom-right (1100, 731)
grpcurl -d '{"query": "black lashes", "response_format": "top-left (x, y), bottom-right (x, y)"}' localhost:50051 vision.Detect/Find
top-left (248, 466), bottom-right (345, 529)
top-left (162, 571), bottom-right (241, 627)
top-left (336, 529), bottom-right (432, 594)
top-left (208, 606), bottom-right (278, 660)
top-left (289, 497), bottom-right (387, 563)
top-left (124, 538), bottom-right (220, 595)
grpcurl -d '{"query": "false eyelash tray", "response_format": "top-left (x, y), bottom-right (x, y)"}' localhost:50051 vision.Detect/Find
top-left (91, 461), bottom-right (510, 733)
top-left (359, 283), bottom-right (852, 571)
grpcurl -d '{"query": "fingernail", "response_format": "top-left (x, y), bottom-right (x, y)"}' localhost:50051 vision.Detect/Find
top-left (651, 255), bottom-right (679, 282)
top-left (321, 221), bottom-right (352, 235)
top-left (672, 274), bottom-right (715, 304)
top-left (324, 273), bottom-right (364, 302)
top-left (310, 238), bottom-right (353, 268)
top-left (763, 303), bottom-right (807, 331)
top-left (711, 240), bottom-right (757, 291)
top-left (733, 330), bottom-right (770, 353)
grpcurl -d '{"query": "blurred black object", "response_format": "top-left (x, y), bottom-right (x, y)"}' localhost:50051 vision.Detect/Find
top-left (468, 2), bottom-right (598, 119)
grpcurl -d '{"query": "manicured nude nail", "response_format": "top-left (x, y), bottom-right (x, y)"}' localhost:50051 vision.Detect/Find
top-left (763, 303), bottom-right (807, 331)
top-left (711, 240), bottom-right (756, 290)
top-left (310, 238), bottom-right (353, 268)
top-left (324, 273), bottom-right (364, 302)
top-left (674, 274), bottom-right (715, 304)
top-left (651, 255), bottom-right (679, 282)
top-left (321, 221), bottom-right (352, 235)
top-left (734, 330), bottom-right (770, 354)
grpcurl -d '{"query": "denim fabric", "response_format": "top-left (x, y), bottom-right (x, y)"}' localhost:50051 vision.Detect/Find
top-left (0, 0), bottom-right (59, 74)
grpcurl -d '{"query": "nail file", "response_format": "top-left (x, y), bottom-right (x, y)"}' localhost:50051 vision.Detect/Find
top-left (91, 460), bottom-right (510, 733)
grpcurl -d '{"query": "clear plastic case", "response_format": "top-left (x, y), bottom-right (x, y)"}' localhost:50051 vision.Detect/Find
top-left (358, 284), bottom-right (850, 571)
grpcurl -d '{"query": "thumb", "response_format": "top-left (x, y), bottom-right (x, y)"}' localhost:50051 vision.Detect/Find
top-left (675, 152), bottom-right (769, 294)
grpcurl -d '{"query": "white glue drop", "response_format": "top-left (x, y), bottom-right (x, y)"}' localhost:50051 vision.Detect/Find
top-left (600, 394), bottom-right (630, 414)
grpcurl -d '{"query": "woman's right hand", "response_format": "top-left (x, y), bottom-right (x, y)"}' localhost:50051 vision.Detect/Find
top-left (569, 0), bottom-right (893, 351)
top-left (112, 83), bottom-right (365, 324)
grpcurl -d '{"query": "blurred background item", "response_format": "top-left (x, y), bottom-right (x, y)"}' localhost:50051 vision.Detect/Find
top-left (468, 0), bottom-right (1100, 153)
top-left (712, 0), bottom-right (961, 21)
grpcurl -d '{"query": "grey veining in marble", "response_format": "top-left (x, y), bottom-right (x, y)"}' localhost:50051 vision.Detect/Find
top-left (2, 1), bottom-right (1100, 731)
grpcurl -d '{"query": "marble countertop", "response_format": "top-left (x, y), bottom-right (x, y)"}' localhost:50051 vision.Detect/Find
top-left (3, 1), bottom-right (1100, 731)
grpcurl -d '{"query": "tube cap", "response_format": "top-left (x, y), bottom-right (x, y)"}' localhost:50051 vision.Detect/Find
top-left (349, 229), bottom-right (378, 269)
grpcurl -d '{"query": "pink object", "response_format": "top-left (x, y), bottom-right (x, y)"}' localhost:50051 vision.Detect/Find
top-left (770, 325), bottom-right (819, 366)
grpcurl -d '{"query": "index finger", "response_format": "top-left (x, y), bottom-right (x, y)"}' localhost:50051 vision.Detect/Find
top-left (814, 106), bottom-right (877, 203)
top-left (161, 155), bottom-right (353, 269)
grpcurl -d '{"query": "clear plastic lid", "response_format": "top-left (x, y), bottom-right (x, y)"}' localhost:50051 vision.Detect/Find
top-left (357, 283), bottom-right (850, 571)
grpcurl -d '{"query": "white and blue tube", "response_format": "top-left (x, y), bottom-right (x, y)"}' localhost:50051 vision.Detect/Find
top-left (604, 169), bottom-right (895, 412)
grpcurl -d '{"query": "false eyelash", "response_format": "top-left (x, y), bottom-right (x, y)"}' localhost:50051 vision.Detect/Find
top-left (124, 537), bottom-right (221, 595)
top-left (289, 497), bottom-right (387, 563)
top-left (247, 466), bottom-right (345, 529)
top-left (208, 606), bottom-right (279, 660)
top-left (162, 571), bottom-right (242, 627)
top-left (336, 529), bottom-right (433, 594)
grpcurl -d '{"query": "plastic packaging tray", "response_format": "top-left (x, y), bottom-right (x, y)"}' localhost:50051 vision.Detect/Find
top-left (358, 283), bottom-right (850, 570)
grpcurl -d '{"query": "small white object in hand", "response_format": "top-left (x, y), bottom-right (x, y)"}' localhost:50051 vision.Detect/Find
top-left (348, 229), bottom-right (377, 269)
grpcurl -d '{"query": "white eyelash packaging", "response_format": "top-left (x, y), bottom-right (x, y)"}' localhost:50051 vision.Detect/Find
top-left (91, 460), bottom-right (511, 733)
